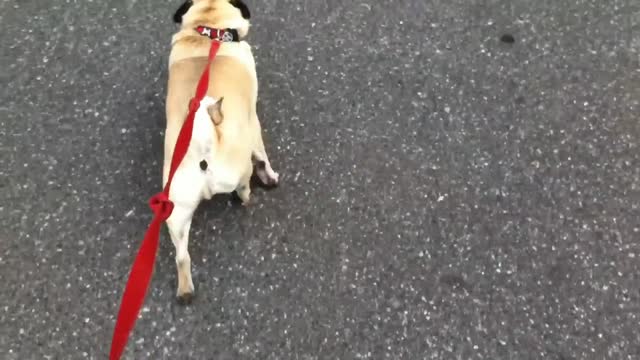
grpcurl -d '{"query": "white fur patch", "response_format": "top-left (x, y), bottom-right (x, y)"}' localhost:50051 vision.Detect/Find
top-left (192, 96), bottom-right (217, 155)
top-left (168, 96), bottom-right (241, 208)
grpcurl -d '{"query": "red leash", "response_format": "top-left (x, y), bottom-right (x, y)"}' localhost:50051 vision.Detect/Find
top-left (109, 39), bottom-right (221, 360)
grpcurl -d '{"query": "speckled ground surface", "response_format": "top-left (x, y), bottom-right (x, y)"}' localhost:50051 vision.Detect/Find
top-left (1, 0), bottom-right (639, 359)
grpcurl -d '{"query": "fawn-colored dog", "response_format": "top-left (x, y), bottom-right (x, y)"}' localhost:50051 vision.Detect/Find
top-left (165, 0), bottom-right (278, 302)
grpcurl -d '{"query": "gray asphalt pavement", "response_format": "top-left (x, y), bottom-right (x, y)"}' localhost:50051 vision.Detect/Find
top-left (1, 0), bottom-right (639, 359)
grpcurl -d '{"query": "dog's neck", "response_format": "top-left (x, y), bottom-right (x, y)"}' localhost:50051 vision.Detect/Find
top-left (195, 26), bottom-right (240, 42)
top-left (172, 25), bottom-right (241, 47)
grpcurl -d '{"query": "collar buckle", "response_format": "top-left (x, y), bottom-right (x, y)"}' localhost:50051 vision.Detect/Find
top-left (220, 31), bottom-right (234, 42)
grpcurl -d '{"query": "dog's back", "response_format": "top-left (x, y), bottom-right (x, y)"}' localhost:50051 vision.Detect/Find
top-left (164, 44), bottom-right (257, 182)
top-left (166, 44), bottom-right (256, 131)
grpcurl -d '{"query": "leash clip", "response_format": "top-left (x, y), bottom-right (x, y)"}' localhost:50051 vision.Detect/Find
top-left (220, 31), bottom-right (234, 42)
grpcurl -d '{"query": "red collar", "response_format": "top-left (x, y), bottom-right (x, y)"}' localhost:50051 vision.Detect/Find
top-left (195, 26), bottom-right (240, 42)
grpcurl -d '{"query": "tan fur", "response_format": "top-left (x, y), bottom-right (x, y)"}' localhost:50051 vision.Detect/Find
top-left (164, 0), bottom-right (278, 301)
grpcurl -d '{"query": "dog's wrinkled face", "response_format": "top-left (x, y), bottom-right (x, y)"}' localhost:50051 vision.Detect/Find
top-left (173, 0), bottom-right (250, 24)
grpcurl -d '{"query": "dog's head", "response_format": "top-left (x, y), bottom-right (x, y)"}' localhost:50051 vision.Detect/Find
top-left (173, 0), bottom-right (251, 38)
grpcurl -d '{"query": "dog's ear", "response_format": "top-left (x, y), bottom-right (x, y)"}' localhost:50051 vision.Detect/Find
top-left (173, 0), bottom-right (193, 23)
top-left (229, 0), bottom-right (251, 19)
top-left (207, 97), bottom-right (224, 125)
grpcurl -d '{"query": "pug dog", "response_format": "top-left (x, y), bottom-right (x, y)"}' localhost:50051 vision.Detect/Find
top-left (164, 0), bottom-right (279, 303)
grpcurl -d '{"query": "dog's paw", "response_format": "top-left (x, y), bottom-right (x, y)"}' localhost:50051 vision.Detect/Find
top-left (266, 171), bottom-right (279, 187)
top-left (176, 291), bottom-right (194, 306)
top-left (256, 162), bottom-right (279, 187)
top-left (236, 184), bottom-right (252, 205)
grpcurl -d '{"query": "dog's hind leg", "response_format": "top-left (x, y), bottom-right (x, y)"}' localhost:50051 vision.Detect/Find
top-left (236, 161), bottom-right (253, 205)
top-left (250, 114), bottom-right (279, 186)
top-left (166, 202), bottom-right (196, 304)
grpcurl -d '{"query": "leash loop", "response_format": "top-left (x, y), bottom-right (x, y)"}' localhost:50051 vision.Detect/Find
top-left (148, 193), bottom-right (174, 221)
